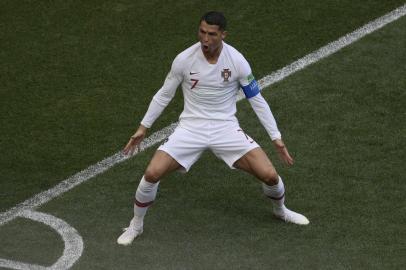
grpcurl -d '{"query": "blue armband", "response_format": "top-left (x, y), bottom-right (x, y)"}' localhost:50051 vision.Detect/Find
top-left (241, 78), bottom-right (260, 99)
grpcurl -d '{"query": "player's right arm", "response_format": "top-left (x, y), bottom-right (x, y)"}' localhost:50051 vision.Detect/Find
top-left (123, 57), bottom-right (183, 155)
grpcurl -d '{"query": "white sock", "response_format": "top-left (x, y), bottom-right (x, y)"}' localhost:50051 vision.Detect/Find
top-left (262, 176), bottom-right (285, 211)
top-left (133, 176), bottom-right (159, 224)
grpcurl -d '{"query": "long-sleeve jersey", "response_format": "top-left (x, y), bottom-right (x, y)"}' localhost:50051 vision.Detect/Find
top-left (141, 41), bottom-right (282, 140)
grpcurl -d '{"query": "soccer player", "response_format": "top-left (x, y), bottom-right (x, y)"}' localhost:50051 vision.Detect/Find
top-left (117, 11), bottom-right (309, 246)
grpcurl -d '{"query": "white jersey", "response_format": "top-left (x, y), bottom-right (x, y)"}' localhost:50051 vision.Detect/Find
top-left (141, 41), bottom-right (282, 140)
top-left (169, 42), bottom-right (252, 122)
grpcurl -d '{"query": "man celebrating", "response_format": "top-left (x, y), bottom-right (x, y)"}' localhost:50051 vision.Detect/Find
top-left (118, 11), bottom-right (309, 246)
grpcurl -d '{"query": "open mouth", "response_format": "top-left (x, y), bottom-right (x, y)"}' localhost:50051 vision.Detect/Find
top-left (203, 45), bottom-right (209, 51)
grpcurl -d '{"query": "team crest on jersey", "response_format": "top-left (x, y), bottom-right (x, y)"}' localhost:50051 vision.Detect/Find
top-left (221, 68), bottom-right (231, 82)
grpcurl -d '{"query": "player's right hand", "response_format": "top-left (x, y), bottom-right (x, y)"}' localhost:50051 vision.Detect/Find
top-left (123, 125), bottom-right (148, 156)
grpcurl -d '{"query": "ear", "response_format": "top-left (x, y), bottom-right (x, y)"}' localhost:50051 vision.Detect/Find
top-left (221, 31), bottom-right (227, 40)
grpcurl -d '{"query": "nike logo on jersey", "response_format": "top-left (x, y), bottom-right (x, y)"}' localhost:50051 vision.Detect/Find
top-left (190, 72), bottom-right (200, 75)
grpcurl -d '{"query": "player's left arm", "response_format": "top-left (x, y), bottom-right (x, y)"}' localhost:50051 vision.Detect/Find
top-left (238, 58), bottom-right (293, 165)
top-left (246, 91), bottom-right (294, 165)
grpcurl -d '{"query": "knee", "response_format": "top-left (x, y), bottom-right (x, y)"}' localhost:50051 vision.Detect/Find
top-left (260, 166), bottom-right (279, 186)
top-left (144, 166), bottom-right (161, 183)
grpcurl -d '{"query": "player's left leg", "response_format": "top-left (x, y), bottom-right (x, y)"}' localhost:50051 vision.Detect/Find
top-left (234, 148), bottom-right (309, 225)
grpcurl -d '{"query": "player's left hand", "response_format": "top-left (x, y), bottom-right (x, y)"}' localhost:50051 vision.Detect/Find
top-left (273, 139), bottom-right (294, 166)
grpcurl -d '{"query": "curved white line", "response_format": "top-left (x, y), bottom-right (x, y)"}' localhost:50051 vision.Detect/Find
top-left (0, 258), bottom-right (46, 270)
top-left (0, 4), bottom-right (405, 269)
top-left (0, 210), bottom-right (83, 270)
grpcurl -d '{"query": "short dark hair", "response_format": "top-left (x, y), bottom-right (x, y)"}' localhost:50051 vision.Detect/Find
top-left (200, 11), bottom-right (227, 31)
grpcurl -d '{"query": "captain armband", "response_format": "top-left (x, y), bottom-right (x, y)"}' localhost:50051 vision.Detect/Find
top-left (241, 74), bottom-right (260, 99)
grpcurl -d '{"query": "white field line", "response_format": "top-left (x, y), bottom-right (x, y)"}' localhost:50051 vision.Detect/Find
top-left (0, 210), bottom-right (84, 270)
top-left (1, 4), bottom-right (406, 226)
top-left (0, 123), bottom-right (178, 226)
top-left (0, 258), bottom-right (46, 270)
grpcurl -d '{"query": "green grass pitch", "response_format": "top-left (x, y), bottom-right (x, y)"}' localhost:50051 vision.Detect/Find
top-left (1, 1), bottom-right (405, 269)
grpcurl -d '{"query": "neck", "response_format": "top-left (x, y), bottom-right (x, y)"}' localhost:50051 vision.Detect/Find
top-left (203, 43), bottom-right (223, 64)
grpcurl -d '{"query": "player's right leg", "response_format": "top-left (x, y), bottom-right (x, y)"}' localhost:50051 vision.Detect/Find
top-left (118, 124), bottom-right (206, 245)
top-left (117, 151), bottom-right (181, 245)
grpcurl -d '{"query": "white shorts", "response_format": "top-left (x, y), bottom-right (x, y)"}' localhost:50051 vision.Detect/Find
top-left (158, 119), bottom-right (260, 172)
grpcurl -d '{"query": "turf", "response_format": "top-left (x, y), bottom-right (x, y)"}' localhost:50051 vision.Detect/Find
top-left (1, 0), bottom-right (404, 211)
top-left (1, 1), bottom-right (405, 269)
top-left (0, 217), bottom-right (63, 266)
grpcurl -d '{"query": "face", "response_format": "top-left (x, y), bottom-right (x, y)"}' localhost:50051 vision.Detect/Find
top-left (198, 20), bottom-right (227, 54)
